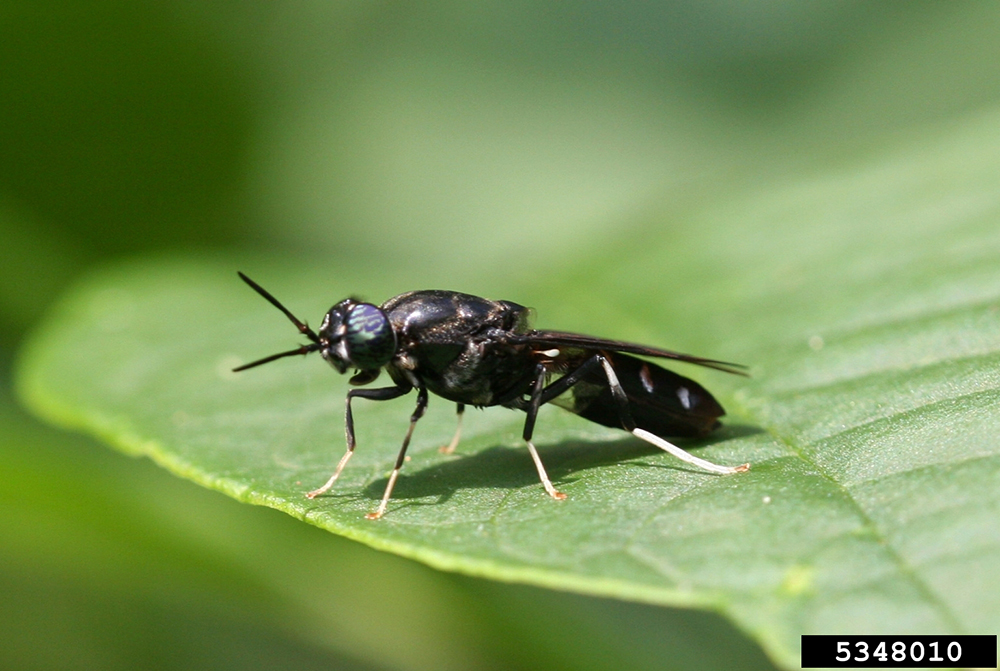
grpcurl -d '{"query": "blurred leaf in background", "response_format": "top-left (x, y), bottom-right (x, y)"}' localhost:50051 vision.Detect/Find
top-left (4, 1), bottom-right (1000, 670)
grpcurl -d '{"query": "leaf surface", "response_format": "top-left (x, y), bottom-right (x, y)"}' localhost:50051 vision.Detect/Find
top-left (17, 110), bottom-right (1000, 668)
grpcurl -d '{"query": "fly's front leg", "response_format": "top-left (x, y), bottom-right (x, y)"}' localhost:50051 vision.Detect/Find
top-left (367, 386), bottom-right (430, 520)
top-left (439, 403), bottom-right (465, 454)
top-left (595, 355), bottom-right (749, 475)
top-left (306, 385), bottom-right (410, 499)
top-left (523, 363), bottom-right (566, 501)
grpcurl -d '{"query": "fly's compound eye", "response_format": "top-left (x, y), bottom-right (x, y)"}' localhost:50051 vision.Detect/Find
top-left (344, 303), bottom-right (397, 369)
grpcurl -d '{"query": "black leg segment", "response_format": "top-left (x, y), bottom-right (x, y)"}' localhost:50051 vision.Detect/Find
top-left (306, 384), bottom-right (410, 499)
top-left (521, 363), bottom-right (566, 500)
top-left (367, 386), bottom-right (430, 519)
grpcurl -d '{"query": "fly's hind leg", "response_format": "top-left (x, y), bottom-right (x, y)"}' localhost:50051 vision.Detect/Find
top-left (595, 356), bottom-right (749, 475)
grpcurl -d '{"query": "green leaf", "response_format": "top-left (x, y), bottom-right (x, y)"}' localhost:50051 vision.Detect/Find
top-left (17, 108), bottom-right (1000, 669)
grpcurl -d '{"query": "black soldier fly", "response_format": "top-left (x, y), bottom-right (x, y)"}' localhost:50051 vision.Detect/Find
top-left (234, 272), bottom-right (749, 520)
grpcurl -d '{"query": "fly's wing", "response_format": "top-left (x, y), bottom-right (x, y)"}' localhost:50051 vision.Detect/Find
top-left (512, 330), bottom-right (748, 376)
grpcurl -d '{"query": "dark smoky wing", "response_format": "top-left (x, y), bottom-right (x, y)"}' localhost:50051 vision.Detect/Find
top-left (554, 351), bottom-right (725, 438)
top-left (515, 330), bottom-right (748, 375)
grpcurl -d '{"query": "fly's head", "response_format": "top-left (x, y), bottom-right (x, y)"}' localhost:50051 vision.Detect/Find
top-left (233, 272), bottom-right (395, 379)
top-left (318, 299), bottom-right (398, 374)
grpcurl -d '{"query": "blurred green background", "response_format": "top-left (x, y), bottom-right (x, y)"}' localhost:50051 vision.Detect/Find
top-left (4, 2), bottom-right (1000, 669)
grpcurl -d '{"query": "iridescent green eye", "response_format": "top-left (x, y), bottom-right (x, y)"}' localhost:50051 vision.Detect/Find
top-left (344, 303), bottom-right (396, 369)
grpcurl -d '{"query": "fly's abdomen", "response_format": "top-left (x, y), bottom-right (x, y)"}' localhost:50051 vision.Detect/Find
top-left (554, 352), bottom-right (724, 438)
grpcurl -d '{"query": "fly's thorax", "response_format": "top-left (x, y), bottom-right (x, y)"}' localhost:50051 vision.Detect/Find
top-left (374, 291), bottom-right (537, 405)
top-left (381, 290), bottom-right (532, 342)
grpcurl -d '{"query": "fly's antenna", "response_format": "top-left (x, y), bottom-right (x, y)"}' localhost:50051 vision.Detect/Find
top-left (237, 272), bottom-right (320, 343)
top-left (234, 272), bottom-right (322, 372)
top-left (233, 344), bottom-right (320, 371)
